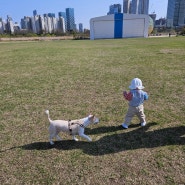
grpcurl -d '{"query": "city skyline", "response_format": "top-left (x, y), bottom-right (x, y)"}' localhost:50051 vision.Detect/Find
top-left (0, 0), bottom-right (168, 29)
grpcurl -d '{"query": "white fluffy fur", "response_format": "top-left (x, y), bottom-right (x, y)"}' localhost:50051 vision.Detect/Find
top-left (45, 110), bottom-right (99, 145)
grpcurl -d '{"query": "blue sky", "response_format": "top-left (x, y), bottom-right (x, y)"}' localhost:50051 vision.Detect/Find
top-left (0, 0), bottom-right (168, 29)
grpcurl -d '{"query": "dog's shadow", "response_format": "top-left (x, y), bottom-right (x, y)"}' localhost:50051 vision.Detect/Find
top-left (18, 122), bottom-right (185, 156)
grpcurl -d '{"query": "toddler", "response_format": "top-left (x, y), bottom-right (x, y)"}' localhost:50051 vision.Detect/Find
top-left (122, 78), bottom-right (148, 129)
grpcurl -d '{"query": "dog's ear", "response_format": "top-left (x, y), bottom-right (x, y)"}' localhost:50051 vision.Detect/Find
top-left (88, 114), bottom-right (94, 120)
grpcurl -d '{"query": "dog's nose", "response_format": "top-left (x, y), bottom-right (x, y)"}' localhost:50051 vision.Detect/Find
top-left (94, 118), bottom-right (99, 124)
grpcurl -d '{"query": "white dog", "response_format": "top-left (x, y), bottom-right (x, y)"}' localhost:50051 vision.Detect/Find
top-left (45, 110), bottom-right (99, 145)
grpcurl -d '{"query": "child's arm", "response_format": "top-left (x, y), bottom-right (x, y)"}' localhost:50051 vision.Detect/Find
top-left (144, 92), bottom-right (149, 100)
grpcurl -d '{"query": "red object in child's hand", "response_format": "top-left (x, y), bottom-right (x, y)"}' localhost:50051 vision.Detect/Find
top-left (123, 91), bottom-right (133, 101)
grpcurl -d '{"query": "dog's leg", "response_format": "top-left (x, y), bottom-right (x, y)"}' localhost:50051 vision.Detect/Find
top-left (72, 135), bottom-right (79, 141)
top-left (56, 135), bottom-right (62, 141)
top-left (49, 135), bottom-right (55, 145)
top-left (49, 125), bottom-right (56, 145)
top-left (78, 127), bottom-right (92, 141)
top-left (79, 133), bottom-right (92, 141)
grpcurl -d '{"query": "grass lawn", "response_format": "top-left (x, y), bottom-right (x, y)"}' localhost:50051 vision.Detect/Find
top-left (0, 37), bottom-right (185, 185)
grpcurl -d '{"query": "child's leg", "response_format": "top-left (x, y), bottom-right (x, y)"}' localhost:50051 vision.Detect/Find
top-left (136, 104), bottom-right (146, 124)
top-left (124, 106), bottom-right (136, 125)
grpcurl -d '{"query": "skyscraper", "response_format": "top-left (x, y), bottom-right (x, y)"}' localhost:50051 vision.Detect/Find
top-left (173, 0), bottom-right (185, 26)
top-left (21, 16), bottom-right (32, 31)
top-left (131, 0), bottom-right (149, 14)
top-left (79, 23), bottom-right (83, 33)
top-left (138, 0), bottom-right (149, 14)
top-left (167, 0), bottom-right (176, 27)
top-left (131, 0), bottom-right (139, 14)
top-left (0, 18), bottom-right (5, 34)
top-left (48, 13), bottom-right (55, 18)
top-left (66, 8), bottom-right (75, 32)
top-left (59, 12), bottom-right (67, 31)
top-left (123, 0), bottom-right (130, 14)
top-left (7, 15), bottom-right (14, 34)
top-left (167, 0), bottom-right (185, 27)
top-left (107, 4), bottom-right (122, 15)
top-left (33, 10), bottom-right (37, 16)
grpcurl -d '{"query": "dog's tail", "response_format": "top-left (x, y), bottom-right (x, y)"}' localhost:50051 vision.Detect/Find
top-left (45, 110), bottom-right (52, 122)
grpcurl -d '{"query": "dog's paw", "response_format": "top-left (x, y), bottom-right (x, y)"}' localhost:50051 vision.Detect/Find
top-left (73, 136), bottom-right (79, 141)
top-left (74, 138), bottom-right (79, 141)
top-left (50, 141), bottom-right (54, 145)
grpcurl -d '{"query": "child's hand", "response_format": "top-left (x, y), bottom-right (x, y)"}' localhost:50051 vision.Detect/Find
top-left (123, 91), bottom-right (127, 96)
top-left (123, 91), bottom-right (132, 101)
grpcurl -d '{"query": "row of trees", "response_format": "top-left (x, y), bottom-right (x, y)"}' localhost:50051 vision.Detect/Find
top-left (151, 26), bottom-right (185, 36)
top-left (0, 29), bottom-right (90, 39)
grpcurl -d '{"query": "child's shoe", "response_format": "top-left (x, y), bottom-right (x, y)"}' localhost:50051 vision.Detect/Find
top-left (122, 123), bottom-right (128, 129)
top-left (141, 122), bottom-right (146, 127)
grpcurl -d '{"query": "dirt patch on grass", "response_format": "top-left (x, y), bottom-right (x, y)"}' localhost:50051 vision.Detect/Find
top-left (160, 49), bottom-right (185, 55)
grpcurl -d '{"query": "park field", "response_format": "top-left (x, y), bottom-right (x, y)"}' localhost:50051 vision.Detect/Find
top-left (0, 37), bottom-right (185, 184)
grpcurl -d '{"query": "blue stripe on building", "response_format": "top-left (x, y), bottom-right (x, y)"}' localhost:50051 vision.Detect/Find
top-left (114, 13), bottom-right (123, 38)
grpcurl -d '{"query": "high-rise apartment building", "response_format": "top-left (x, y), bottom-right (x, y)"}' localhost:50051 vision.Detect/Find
top-left (167, 0), bottom-right (176, 27)
top-left (59, 12), bottom-right (67, 31)
top-left (173, 0), bottom-right (185, 26)
top-left (48, 13), bottom-right (55, 18)
top-left (0, 18), bottom-right (5, 34)
top-left (58, 17), bottom-right (66, 33)
top-left (31, 16), bottom-right (40, 34)
top-left (33, 10), bottom-right (37, 16)
top-left (21, 16), bottom-right (32, 31)
top-left (167, 0), bottom-right (175, 20)
top-left (7, 15), bottom-right (14, 34)
top-left (131, 0), bottom-right (149, 14)
top-left (20, 11), bottom-right (66, 34)
top-left (2, 7), bottom-right (74, 35)
top-left (107, 4), bottom-right (122, 15)
top-left (139, 0), bottom-right (149, 14)
top-left (79, 23), bottom-right (83, 33)
top-left (167, 0), bottom-right (185, 27)
top-left (66, 8), bottom-right (75, 32)
top-left (43, 14), bottom-right (58, 33)
top-left (58, 12), bottom-right (65, 17)
top-left (43, 14), bottom-right (52, 33)
top-left (131, 0), bottom-right (139, 14)
top-left (123, 0), bottom-right (130, 14)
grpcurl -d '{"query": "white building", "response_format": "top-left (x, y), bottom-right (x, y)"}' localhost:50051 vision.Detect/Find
top-left (58, 17), bottom-right (66, 33)
top-left (39, 16), bottom-right (45, 33)
top-left (51, 17), bottom-right (58, 33)
top-left (0, 19), bottom-right (5, 34)
top-left (7, 15), bottom-right (14, 34)
top-left (46, 17), bottom-right (52, 33)
top-left (90, 13), bottom-right (149, 40)
top-left (31, 17), bottom-right (37, 34)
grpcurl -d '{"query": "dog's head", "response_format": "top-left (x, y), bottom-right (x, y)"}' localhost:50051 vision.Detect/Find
top-left (88, 114), bottom-right (99, 124)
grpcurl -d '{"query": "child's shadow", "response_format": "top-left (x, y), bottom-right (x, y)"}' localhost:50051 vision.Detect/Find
top-left (85, 123), bottom-right (185, 155)
top-left (3, 123), bottom-right (184, 156)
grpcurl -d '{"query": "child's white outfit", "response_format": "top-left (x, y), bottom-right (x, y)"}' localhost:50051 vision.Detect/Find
top-left (122, 78), bottom-right (148, 129)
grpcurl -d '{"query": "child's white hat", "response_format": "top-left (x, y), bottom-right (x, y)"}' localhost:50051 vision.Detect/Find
top-left (129, 78), bottom-right (144, 89)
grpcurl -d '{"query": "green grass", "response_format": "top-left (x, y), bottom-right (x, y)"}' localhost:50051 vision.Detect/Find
top-left (0, 37), bottom-right (185, 185)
